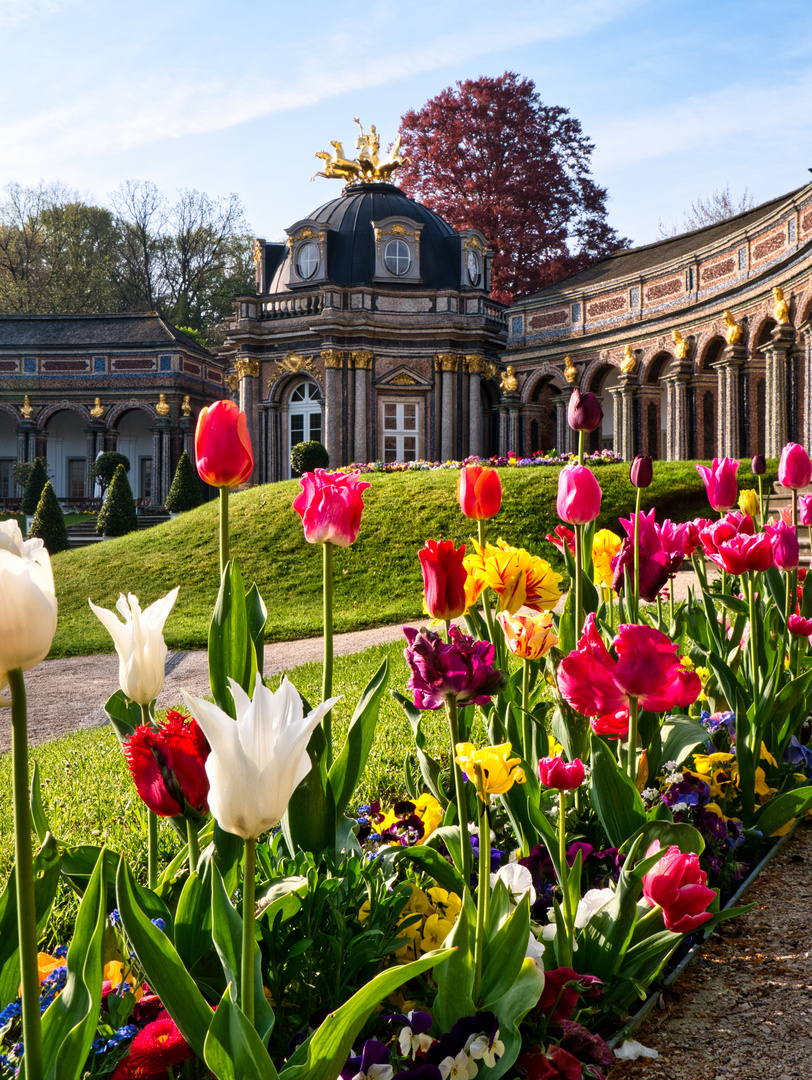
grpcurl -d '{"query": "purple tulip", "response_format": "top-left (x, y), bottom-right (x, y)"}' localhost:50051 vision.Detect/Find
top-left (567, 389), bottom-right (603, 433)
top-left (403, 626), bottom-right (506, 710)
top-left (751, 454), bottom-right (766, 476)
top-left (630, 454), bottom-right (653, 488)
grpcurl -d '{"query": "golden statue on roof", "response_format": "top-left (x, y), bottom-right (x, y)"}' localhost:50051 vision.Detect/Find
top-left (312, 119), bottom-right (408, 185)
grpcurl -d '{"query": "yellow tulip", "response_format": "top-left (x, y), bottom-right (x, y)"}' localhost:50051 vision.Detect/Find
top-left (592, 528), bottom-right (622, 589)
top-left (455, 741), bottom-right (526, 797)
top-left (496, 610), bottom-right (558, 659)
top-left (463, 538), bottom-right (562, 614)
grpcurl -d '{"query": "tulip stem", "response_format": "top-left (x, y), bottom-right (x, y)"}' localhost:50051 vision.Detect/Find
top-left (626, 696), bottom-right (639, 783)
top-left (241, 837), bottom-right (256, 1026)
top-left (219, 486), bottom-right (229, 577)
top-left (9, 667), bottom-right (44, 1080)
top-left (447, 696), bottom-right (471, 883)
top-left (477, 520), bottom-right (497, 647)
top-left (577, 429), bottom-right (585, 467)
top-left (558, 791), bottom-right (574, 967)
top-left (780, 570), bottom-right (792, 677)
top-left (322, 541), bottom-right (334, 767)
top-left (473, 783), bottom-right (490, 1003)
top-left (521, 658), bottom-right (533, 773)
top-left (141, 703), bottom-right (159, 891)
top-left (186, 820), bottom-right (200, 874)
top-left (632, 487), bottom-right (642, 622)
top-left (574, 523), bottom-right (584, 642)
top-left (747, 573), bottom-right (759, 731)
top-left (757, 475), bottom-right (764, 527)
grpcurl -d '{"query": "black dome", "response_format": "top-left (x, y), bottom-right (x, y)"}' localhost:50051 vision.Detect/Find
top-left (268, 182), bottom-right (463, 292)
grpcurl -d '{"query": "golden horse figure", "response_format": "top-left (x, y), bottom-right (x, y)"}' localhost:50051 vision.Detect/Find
top-left (312, 122), bottom-right (409, 185)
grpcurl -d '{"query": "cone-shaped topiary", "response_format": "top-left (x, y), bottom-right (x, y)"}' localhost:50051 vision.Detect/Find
top-left (290, 440), bottom-right (329, 476)
top-left (29, 481), bottom-right (70, 554)
top-left (21, 457), bottom-right (49, 516)
top-left (90, 451), bottom-right (130, 498)
top-left (96, 463), bottom-right (138, 537)
top-left (165, 450), bottom-right (203, 513)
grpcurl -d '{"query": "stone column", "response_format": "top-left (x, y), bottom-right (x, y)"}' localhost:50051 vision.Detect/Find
top-left (801, 323), bottom-right (812, 453)
top-left (84, 421), bottom-right (106, 497)
top-left (322, 349), bottom-right (344, 468)
top-left (713, 344), bottom-right (746, 459)
top-left (662, 361), bottom-right (692, 461)
top-left (352, 350), bottom-right (373, 464)
top-left (236, 356), bottom-right (260, 484)
top-left (498, 392), bottom-right (520, 456)
top-left (16, 420), bottom-right (38, 467)
top-left (160, 424), bottom-right (173, 504)
top-left (434, 353), bottom-right (458, 461)
top-left (554, 386), bottom-right (575, 456)
top-left (762, 325), bottom-right (796, 458)
top-left (612, 372), bottom-right (639, 460)
top-left (179, 415), bottom-right (194, 462)
top-left (465, 355), bottom-right (484, 458)
top-left (150, 423), bottom-right (164, 505)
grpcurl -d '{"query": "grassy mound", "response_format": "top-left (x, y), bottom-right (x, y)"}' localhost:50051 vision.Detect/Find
top-left (48, 460), bottom-right (776, 658)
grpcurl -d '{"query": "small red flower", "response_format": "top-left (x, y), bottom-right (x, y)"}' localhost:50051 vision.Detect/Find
top-left (111, 1011), bottom-right (195, 1079)
top-left (418, 539), bottom-right (467, 622)
top-left (124, 715), bottom-right (210, 818)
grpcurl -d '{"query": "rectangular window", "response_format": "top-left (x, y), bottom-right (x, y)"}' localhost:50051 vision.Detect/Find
top-left (0, 459), bottom-right (14, 499)
top-left (160, 355), bottom-right (172, 371)
top-left (571, 303), bottom-right (582, 322)
top-left (511, 315), bottom-right (523, 335)
top-left (380, 401), bottom-right (420, 462)
top-left (140, 458), bottom-right (153, 501)
top-left (67, 459), bottom-right (85, 499)
top-left (629, 287), bottom-right (640, 308)
top-left (788, 219), bottom-right (797, 243)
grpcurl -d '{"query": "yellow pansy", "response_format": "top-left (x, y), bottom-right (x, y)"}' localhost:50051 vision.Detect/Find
top-left (463, 539), bottom-right (562, 614)
top-left (592, 529), bottom-right (622, 589)
top-left (455, 741), bottom-right (526, 798)
top-left (427, 887), bottom-right (462, 921)
top-left (421, 913), bottom-right (454, 951)
top-left (402, 885), bottom-right (434, 916)
top-left (413, 792), bottom-right (443, 841)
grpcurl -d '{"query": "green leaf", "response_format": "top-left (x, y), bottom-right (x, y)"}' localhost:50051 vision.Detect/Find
top-left (0, 834), bottom-right (61, 1008)
top-left (280, 949), bottom-right (453, 1080)
top-left (116, 857), bottom-right (213, 1060)
top-left (211, 866), bottom-right (275, 1046)
top-left (431, 891), bottom-right (477, 1034)
top-left (38, 849), bottom-right (107, 1080)
top-left (480, 894), bottom-right (530, 1010)
top-left (282, 729), bottom-right (337, 856)
top-left (618, 820), bottom-right (705, 859)
top-left (103, 688), bottom-right (143, 746)
top-left (754, 787), bottom-right (812, 838)
top-left (660, 717), bottom-right (713, 769)
top-left (209, 560), bottom-right (257, 717)
top-left (174, 865), bottom-right (213, 972)
top-left (589, 737), bottom-right (646, 847)
top-left (392, 690), bottom-right (449, 805)
top-left (245, 583), bottom-right (268, 680)
top-left (329, 659), bottom-right (388, 819)
top-left (557, 589), bottom-right (576, 658)
top-left (488, 958), bottom-right (546, 1080)
top-left (706, 650), bottom-right (748, 714)
top-left (204, 985), bottom-right (280, 1080)
top-left (393, 845), bottom-right (465, 896)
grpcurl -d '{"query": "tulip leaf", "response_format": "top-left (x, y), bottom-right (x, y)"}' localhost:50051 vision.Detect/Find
top-left (282, 731), bottom-right (337, 856)
top-left (245, 583), bottom-right (268, 680)
top-left (0, 833), bottom-right (61, 1009)
top-left (209, 560), bottom-right (257, 718)
top-left (280, 948), bottom-right (454, 1080)
top-left (175, 864), bottom-right (213, 972)
top-left (116, 857), bottom-right (213, 1060)
top-left (431, 892), bottom-right (477, 1034)
top-left (204, 985), bottom-right (280, 1080)
top-left (488, 957), bottom-right (546, 1080)
top-left (618, 820), bottom-right (705, 859)
top-left (480, 893), bottom-right (530, 1010)
top-left (392, 690), bottom-right (449, 806)
top-left (754, 787), bottom-right (812, 838)
top-left (589, 737), bottom-right (646, 847)
top-left (393, 845), bottom-right (465, 896)
top-left (103, 688), bottom-right (143, 746)
top-left (38, 849), bottom-right (107, 1080)
top-left (659, 717), bottom-right (713, 769)
top-left (211, 866), bottom-right (275, 1046)
top-left (329, 658), bottom-right (388, 819)
top-left (706, 650), bottom-right (748, 715)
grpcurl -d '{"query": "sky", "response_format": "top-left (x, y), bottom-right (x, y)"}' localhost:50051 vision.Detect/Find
top-left (1, 0), bottom-right (811, 249)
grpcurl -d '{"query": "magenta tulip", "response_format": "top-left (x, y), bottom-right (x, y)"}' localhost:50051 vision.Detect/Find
top-left (696, 457), bottom-right (739, 512)
top-left (418, 539), bottom-right (467, 621)
top-left (293, 469), bottom-right (370, 546)
top-left (778, 442), bottom-right (812, 490)
top-left (629, 454), bottom-right (653, 488)
top-left (788, 614), bottom-right (812, 637)
top-left (765, 520), bottom-right (799, 571)
top-left (556, 464), bottom-right (601, 525)
top-left (799, 494), bottom-right (812, 527)
top-left (538, 756), bottom-right (585, 791)
top-left (705, 532), bottom-right (773, 576)
top-left (642, 842), bottom-right (716, 934)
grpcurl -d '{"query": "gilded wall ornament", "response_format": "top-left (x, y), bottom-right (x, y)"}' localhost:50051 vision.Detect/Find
top-left (274, 352), bottom-right (317, 378)
top-left (465, 355), bottom-right (485, 375)
top-left (351, 350), bottom-right (374, 370)
top-left (723, 310), bottom-right (744, 344)
top-left (235, 357), bottom-right (260, 379)
top-left (156, 393), bottom-right (170, 415)
top-left (181, 395), bottom-right (192, 417)
top-left (672, 330), bottom-right (691, 360)
top-left (435, 353), bottom-right (458, 373)
top-left (20, 394), bottom-right (34, 419)
top-left (321, 349), bottom-right (344, 368)
top-left (563, 355), bottom-right (578, 383)
top-left (90, 396), bottom-right (104, 418)
top-left (224, 373), bottom-right (241, 392)
top-left (391, 372), bottom-right (417, 385)
top-left (500, 365), bottom-right (519, 392)
top-left (773, 286), bottom-right (791, 325)
top-left (620, 345), bottom-right (637, 373)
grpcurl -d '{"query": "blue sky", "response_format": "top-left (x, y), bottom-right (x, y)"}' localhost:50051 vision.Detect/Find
top-left (1, 0), bottom-right (811, 248)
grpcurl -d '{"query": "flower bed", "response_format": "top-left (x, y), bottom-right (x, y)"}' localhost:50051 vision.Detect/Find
top-left (1, 400), bottom-right (811, 1080)
top-left (337, 449), bottom-right (623, 473)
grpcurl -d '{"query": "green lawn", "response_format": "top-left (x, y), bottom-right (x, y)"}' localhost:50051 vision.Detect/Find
top-left (45, 460), bottom-right (777, 658)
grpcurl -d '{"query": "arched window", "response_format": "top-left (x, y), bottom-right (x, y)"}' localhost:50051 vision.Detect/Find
top-left (384, 239), bottom-right (411, 276)
top-left (288, 380), bottom-right (323, 475)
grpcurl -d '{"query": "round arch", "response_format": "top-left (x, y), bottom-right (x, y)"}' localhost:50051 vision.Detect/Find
top-left (43, 407), bottom-right (90, 499)
top-left (583, 361), bottom-right (621, 452)
top-left (271, 375), bottom-right (324, 478)
top-left (0, 409), bottom-right (19, 503)
top-left (112, 407), bottom-right (157, 500)
top-left (643, 351), bottom-right (675, 460)
top-left (522, 370), bottom-right (564, 456)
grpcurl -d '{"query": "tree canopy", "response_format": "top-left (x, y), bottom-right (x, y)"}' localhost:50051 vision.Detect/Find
top-left (0, 180), bottom-right (254, 341)
top-left (397, 72), bottom-right (630, 302)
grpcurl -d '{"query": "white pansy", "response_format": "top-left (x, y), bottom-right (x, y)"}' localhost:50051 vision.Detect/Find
top-left (89, 588), bottom-right (179, 705)
top-left (574, 887), bottom-right (615, 928)
top-left (0, 531), bottom-right (57, 701)
top-left (182, 675), bottom-right (338, 840)
top-left (613, 1039), bottom-right (659, 1060)
top-left (490, 861), bottom-right (536, 905)
top-left (438, 1051), bottom-right (478, 1080)
top-left (467, 1030), bottom-right (505, 1067)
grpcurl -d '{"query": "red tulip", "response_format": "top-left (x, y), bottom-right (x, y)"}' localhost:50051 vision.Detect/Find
top-left (642, 842), bottom-right (716, 933)
top-left (778, 442), bottom-right (812, 490)
top-left (683, 519), bottom-right (711, 557)
top-left (124, 712), bottom-right (210, 818)
top-left (696, 457), bottom-right (739, 512)
top-left (556, 464), bottom-right (601, 525)
top-left (457, 464), bottom-right (502, 520)
top-left (591, 709), bottom-right (629, 739)
top-left (545, 524), bottom-right (576, 555)
top-left (765, 520), bottom-right (799, 571)
top-left (292, 468), bottom-right (370, 546)
top-left (194, 400), bottom-right (253, 488)
top-left (538, 756), bottom-right (585, 791)
top-left (705, 532), bottom-right (773, 576)
top-left (418, 539), bottom-right (467, 621)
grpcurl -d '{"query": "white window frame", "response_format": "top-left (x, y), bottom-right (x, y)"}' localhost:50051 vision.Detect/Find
top-left (380, 398), bottom-right (420, 463)
top-left (288, 380), bottom-right (323, 476)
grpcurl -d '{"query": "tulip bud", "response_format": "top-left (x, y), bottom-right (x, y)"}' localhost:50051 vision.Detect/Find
top-left (738, 489), bottom-right (760, 518)
top-left (751, 454), bottom-right (766, 476)
top-left (538, 756), bottom-right (585, 791)
top-left (556, 464), bottom-right (602, 525)
top-left (629, 454), bottom-right (653, 488)
top-left (0, 526), bottom-right (58, 694)
top-left (194, 400), bottom-right (254, 489)
top-left (457, 464), bottom-right (502, 520)
top-left (799, 494), bottom-right (812, 527)
top-left (418, 539), bottom-right (467, 622)
top-left (567, 389), bottom-right (603, 433)
top-left (778, 442), bottom-right (812, 490)
top-left (89, 588), bottom-right (179, 706)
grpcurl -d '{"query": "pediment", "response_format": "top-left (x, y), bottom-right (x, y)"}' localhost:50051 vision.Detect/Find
top-left (374, 363), bottom-right (432, 389)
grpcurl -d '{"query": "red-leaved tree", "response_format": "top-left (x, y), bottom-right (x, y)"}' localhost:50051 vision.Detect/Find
top-left (397, 72), bottom-right (630, 303)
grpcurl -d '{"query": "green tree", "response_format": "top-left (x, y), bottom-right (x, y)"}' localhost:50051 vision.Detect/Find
top-left (90, 451), bottom-right (131, 498)
top-left (96, 463), bottom-right (138, 537)
top-left (21, 458), bottom-right (50, 516)
top-left (165, 450), bottom-right (203, 513)
top-left (29, 481), bottom-right (70, 554)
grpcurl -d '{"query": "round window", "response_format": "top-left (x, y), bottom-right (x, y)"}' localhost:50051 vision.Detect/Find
top-left (384, 238), bottom-right (411, 276)
top-left (296, 241), bottom-right (319, 279)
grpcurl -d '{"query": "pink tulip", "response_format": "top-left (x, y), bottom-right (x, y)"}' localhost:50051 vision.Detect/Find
top-left (556, 464), bottom-right (601, 525)
top-left (799, 494), bottom-right (812, 527)
top-left (778, 442), bottom-right (812, 490)
top-left (538, 756), bottom-right (585, 791)
top-left (292, 469), bottom-right (370, 546)
top-left (788, 614), bottom-right (812, 637)
top-left (765, 520), bottom-right (799, 571)
top-left (591, 709), bottom-right (629, 739)
top-left (457, 465), bottom-right (502, 520)
top-left (642, 842), bottom-right (716, 934)
top-left (705, 532), bottom-right (773, 576)
top-left (696, 458), bottom-right (739, 512)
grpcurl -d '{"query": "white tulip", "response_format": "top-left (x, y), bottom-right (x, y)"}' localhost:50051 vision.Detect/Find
top-left (89, 588), bottom-right (179, 706)
top-left (182, 675), bottom-right (338, 840)
top-left (0, 527), bottom-right (57, 700)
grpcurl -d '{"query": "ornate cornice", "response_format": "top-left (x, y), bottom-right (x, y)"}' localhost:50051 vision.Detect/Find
top-left (351, 350), bottom-right (374, 370)
top-left (235, 357), bottom-right (260, 379)
top-left (321, 348), bottom-right (344, 369)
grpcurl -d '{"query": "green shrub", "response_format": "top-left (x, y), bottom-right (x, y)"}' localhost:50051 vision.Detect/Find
top-left (21, 458), bottom-right (50, 516)
top-left (29, 481), bottom-right (70, 554)
top-left (165, 450), bottom-right (203, 512)
top-left (290, 440), bottom-right (329, 476)
top-left (96, 464), bottom-right (138, 537)
top-left (90, 451), bottom-right (130, 497)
